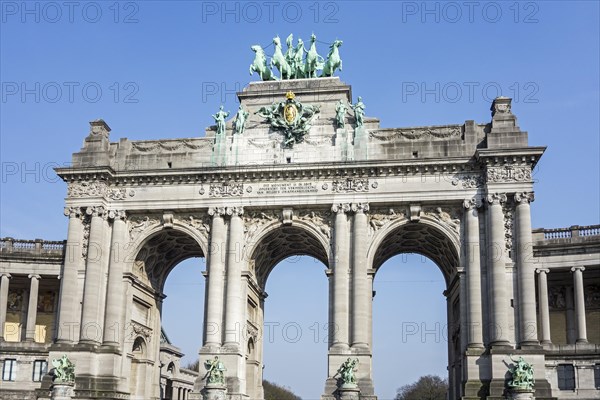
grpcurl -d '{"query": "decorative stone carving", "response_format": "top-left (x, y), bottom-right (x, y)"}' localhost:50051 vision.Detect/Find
top-left (181, 214), bottom-right (210, 235)
top-left (107, 209), bottom-right (127, 221)
top-left (424, 207), bottom-right (460, 233)
top-left (452, 173), bottom-right (484, 189)
top-left (370, 125), bottom-right (461, 141)
top-left (368, 208), bottom-right (405, 235)
top-left (68, 181), bottom-right (128, 200)
top-left (226, 206), bottom-right (244, 217)
top-left (462, 197), bottom-right (482, 210)
top-left (131, 321), bottom-right (152, 342)
top-left (515, 192), bottom-right (535, 204)
top-left (81, 217), bottom-right (90, 257)
top-left (7, 290), bottom-right (23, 311)
top-left (548, 286), bottom-right (566, 310)
top-left (331, 203), bottom-right (351, 214)
top-left (128, 215), bottom-right (161, 241)
top-left (409, 205), bottom-right (421, 222)
top-left (131, 139), bottom-right (212, 152)
top-left (491, 96), bottom-right (512, 116)
top-left (208, 207), bottom-right (227, 218)
top-left (209, 182), bottom-right (244, 197)
top-left (63, 206), bottom-right (83, 219)
top-left (51, 355), bottom-right (76, 383)
top-left (486, 166), bottom-right (532, 183)
top-left (507, 356), bottom-right (534, 391)
top-left (244, 211), bottom-right (280, 243)
top-left (503, 203), bottom-right (515, 252)
top-left (297, 209), bottom-right (332, 238)
top-left (351, 203), bottom-right (369, 213)
top-left (585, 285), bottom-right (600, 309)
top-left (332, 178), bottom-right (369, 193)
top-left (282, 208), bottom-right (293, 225)
top-left (486, 193), bottom-right (507, 205)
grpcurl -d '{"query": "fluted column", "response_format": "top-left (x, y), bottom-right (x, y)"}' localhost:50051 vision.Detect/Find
top-left (0, 273), bottom-right (11, 341)
top-left (224, 206), bottom-right (245, 348)
top-left (56, 207), bottom-right (84, 343)
top-left (571, 266), bottom-right (587, 343)
top-left (331, 203), bottom-right (350, 349)
top-left (463, 198), bottom-right (483, 348)
top-left (351, 202), bottom-right (369, 350)
top-left (486, 193), bottom-right (510, 346)
top-left (535, 268), bottom-right (551, 345)
top-left (204, 207), bottom-right (227, 348)
top-left (103, 210), bottom-right (128, 346)
top-left (80, 205), bottom-right (107, 344)
top-left (25, 274), bottom-right (41, 342)
top-left (515, 192), bottom-right (538, 346)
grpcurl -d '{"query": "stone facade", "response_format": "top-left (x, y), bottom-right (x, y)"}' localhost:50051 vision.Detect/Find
top-left (0, 78), bottom-right (599, 400)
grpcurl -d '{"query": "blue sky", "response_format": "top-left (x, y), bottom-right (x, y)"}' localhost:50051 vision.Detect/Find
top-left (1, 1), bottom-right (599, 399)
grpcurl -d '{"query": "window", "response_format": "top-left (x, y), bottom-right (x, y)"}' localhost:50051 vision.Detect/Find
top-left (594, 364), bottom-right (600, 389)
top-left (32, 360), bottom-right (47, 382)
top-left (557, 364), bottom-right (576, 390)
top-left (2, 359), bottom-right (17, 381)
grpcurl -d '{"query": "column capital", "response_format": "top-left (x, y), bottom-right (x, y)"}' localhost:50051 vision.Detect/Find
top-left (107, 209), bottom-right (127, 221)
top-left (571, 266), bottom-right (585, 273)
top-left (351, 202), bottom-right (370, 213)
top-left (535, 268), bottom-right (550, 274)
top-left (463, 197), bottom-right (482, 210)
top-left (85, 205), bottom-right (107, 218)
top-left (226, 206), bottom-right (244, 217)
top-left (515, 192), bottom-right (535, 204)
top-left (331, 203), bottom-right (351, 214)
top-left (28, 274), bottom-right (41, 280)
top-left (486, 192), bottom-right (507, 205)
top-left (208, 206), bottom-right (227, 218)
top-left (64, 206), bottom-right (83, 219)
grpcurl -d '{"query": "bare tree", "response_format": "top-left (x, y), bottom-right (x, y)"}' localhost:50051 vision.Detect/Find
top-left (395, 375), bottom-right (448, 400)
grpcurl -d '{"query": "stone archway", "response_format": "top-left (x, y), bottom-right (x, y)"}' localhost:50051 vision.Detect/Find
top-left (237, 215), bottom-right (331, 400)
top-left (368, 216), bottom-right (462, 399)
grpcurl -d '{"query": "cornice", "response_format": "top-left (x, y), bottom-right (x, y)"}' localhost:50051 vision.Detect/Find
top-left (475, 147), bottom-right (546, 168)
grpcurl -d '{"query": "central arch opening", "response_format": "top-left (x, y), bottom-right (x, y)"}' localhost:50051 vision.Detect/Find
top-left (248, 220), bottom-right (331, 399)
top-left (370, 218), bottom-right (460, 400)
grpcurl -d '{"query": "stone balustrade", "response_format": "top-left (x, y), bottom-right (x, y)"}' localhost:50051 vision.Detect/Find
top-left (0, 238), bottom-right (66, 255)
top-left (532, 225), bottom-right (600, 242)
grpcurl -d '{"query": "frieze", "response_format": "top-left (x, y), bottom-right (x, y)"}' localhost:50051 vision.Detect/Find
top-left (297, 209), bottom-right (332, 239)
top-left (370, 126), bottom-right (461, 141)
top-left (486, 166), bottom-right (532, 183)
top-left (67, 180), bottom-right (131, 200)
top-left (368, 208), bottom-right (406, 235)
top-left (209, 182), bottom-right (244, 197)
top-left (129, 215), bottom-right (161, 241)
top-left (452, 173), bottom-right (484, 189)
top-left (131, 139), bottom-right (212, 153)
top-left (332, 178), bottom-right (369, 193)
top-left (244, 211), bottom-right (280, 243)
top-left (180, 214), bottom-right (210, 236)
top-left (423, 207), bottom-right (460, 234)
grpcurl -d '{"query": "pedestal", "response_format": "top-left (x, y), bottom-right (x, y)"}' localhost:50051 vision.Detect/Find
top-left (202, 383), bottom-right (227, 400)
top-left (50, 383), bottom-right (74, 400)
top-left (353, 126), bottom-right (368, 161)
top-left (338, 385), bottom-right (360, 400)
top-left (507, 388), bottom-right (535, 400)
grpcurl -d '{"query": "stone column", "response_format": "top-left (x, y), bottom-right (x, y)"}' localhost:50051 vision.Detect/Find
top-left (0, 273), bottom-right (11, 341)
top-left (463, 198), bottom-right (483, 348)
top-left (224, 206), bottom-right (244, 348)
top-left (80, 205), bottom-right (107, 344)
top-left (486, 193), bottom-right (510, 346)
top-left (535, 268), bottom-right (551, 345)
top-left (515, 192), bottom-right (538, 346)
top-left (331, 203), bottom-right (350, 349)
top-left (351, 203), bottom-right (369, 349)
top-left (571, 266), bottom-right (587, 343)
top-left (25, 274), bottom-right (41, 342)
top-left (204, 207), bottom-right (226, 348)
top-left (103, 210), bottom-right (128, 346)
top-left (56, 207), bottom-right (84, 343)
top-left (565, 286), bottom-right (576, 344)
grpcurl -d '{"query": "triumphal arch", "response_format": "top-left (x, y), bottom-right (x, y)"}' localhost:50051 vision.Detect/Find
top-left (1, 35), bottom-right (599, 400)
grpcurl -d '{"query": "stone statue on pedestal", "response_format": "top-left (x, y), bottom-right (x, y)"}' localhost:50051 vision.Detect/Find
top-left (234, 105), bottom-right (249, 135)
top-left (51, 355), bottom-right (75, 383)
top-left (204, 356), bottom-right (226, 385)
top-left (335, 100), bottom-right (349, 129)
top-left (508, 356), bottom-right (534, 391)
top-left (212, 106), bottom-right (230, 136)
top-left (352, 97), bottom-right (365, 128)
top-left (336, 357), bottom-right (359, 387)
